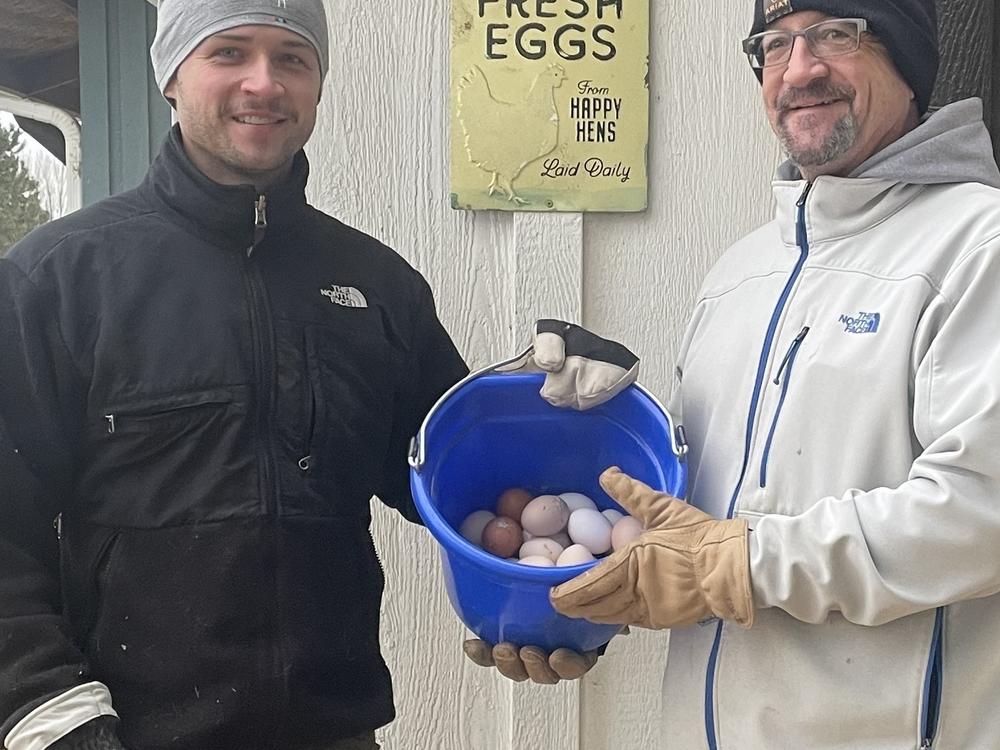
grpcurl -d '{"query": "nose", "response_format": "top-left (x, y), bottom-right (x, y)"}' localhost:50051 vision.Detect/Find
top-left (241, 55), bottom-right (284, 98)
top-left (782, 35), bottom-right (828, 87)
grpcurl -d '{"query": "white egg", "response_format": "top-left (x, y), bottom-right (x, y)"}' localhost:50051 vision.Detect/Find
top-left (567, 508), bottom-right (613, 555)
top-left (459, 509), bottom-right (495, 546)
top-left (601, 508), bottom-right (625, 526)
top-left (519, 555), bottom-right (556, 567)
top-left (556, 544), bottom-right (596, 566)
top-left (520, 495), bottom-right (571, 536)
top-left (519, 537), bottom-right (564, 562)
top-left (559, 492), bottom-right (597, 513)
top-left (612, 516), bottom-right (644, 551)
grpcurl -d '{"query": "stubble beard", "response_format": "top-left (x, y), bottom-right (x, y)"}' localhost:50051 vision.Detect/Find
top-left (773, 81), bottom-right (858, 170)
top-left (778, 113), bottom-right (858, 169)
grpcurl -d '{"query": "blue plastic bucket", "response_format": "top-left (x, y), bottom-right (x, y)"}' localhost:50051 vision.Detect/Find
top-left (409, 359), bottom-right (687, 653)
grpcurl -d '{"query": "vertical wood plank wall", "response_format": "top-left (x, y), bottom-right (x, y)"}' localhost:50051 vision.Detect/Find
top-left (308, 0), bottom-right (775, 748)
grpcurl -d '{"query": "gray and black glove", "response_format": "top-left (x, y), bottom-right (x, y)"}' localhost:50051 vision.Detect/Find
top-left (531, 319), bottom-right (639, 410)
top-left (48, 716), bottom-right (128, 750)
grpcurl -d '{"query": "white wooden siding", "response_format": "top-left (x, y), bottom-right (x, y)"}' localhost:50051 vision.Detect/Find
top-left (306, 0), bottom-right (781, 747)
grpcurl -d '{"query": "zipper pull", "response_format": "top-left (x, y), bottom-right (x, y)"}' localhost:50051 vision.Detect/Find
top-left (796, 182), bottom-right (811, 248)
top-left (773, 326), bottom-right (809, 385)
top-left (796, 181), bottom-right (811, 207)
top-left (53, 513), bottom-right (63, 540)
top-left (104, 414), bottom-right (116, 434)
top-left (248, 194), bottom-right (268, 257)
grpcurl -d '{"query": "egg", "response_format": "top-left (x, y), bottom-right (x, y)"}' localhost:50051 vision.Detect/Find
top-left (611, 515), bottom-right (644, 551)
top-left (520, 495), bottom-right (570, 537)
top-left (496, 487), bottom-right (533, 520)
top-left (559, 492), bottom-right (597, 513)
top-left (567, 508), bottom-right (613, 555)
top-left (519, 537), bottom-right (564, 562)
top-left (522, 529), bottom-right (536, 543)
top-left (459, 509), bottom-right (495, 546)
top-left (481, 516), bottom-right (523, 558)
top-left (519, 555), bottom-right (556, 567)
top-left (601, 508), bottom-right (625, 526)
top-left (556, 544), bottom-right (596, 566)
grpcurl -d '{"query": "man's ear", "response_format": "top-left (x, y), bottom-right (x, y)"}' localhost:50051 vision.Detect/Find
top-left (163, 77), bottom-right (178, 109)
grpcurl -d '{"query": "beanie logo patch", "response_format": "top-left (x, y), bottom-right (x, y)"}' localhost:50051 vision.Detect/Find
top-left (764, 0), bottom-right (794, 23)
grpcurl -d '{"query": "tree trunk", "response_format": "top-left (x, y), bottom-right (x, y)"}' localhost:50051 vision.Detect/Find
top-left (931, 0), bottom-right (998, 161)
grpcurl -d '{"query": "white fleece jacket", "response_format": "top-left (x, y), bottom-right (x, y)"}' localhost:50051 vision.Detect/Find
top-left (663, 98), bottom-right (1000, 749)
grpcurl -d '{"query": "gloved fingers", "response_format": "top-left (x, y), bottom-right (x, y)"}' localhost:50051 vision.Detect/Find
top-left (532, 319), bottom-right (640, 410)
top-left (492, 641), bottom-right (530, 682)
top-left (533, 319), bottom-right (569, 372)
top-left (549, 551), bottom-right (640, 624)
top-left (549, 647), bottom-right (599, 680)
top-left (599, 467), bottom-right (703, 529)
top-left (520, 646), bottom-right (561, 684)
top-left (539, 357), bottom-right (639, 411)
top-left (463, 638), bottom-right (496, 668)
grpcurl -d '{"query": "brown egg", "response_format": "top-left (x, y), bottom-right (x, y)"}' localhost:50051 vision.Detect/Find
top-left (496, 487), bottom-right (533, 521)
top-left (481, 516), bottom-right (523, 558)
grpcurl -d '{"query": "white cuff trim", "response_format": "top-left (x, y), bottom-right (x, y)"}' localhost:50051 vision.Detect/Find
top-left (5, 682), bottom-right (116, 750)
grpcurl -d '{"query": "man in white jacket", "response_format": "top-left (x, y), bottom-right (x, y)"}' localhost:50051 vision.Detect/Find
top-left (551, 1), bottom-right (1000, 747)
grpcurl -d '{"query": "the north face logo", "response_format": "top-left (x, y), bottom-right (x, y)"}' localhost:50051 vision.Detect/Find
top-left (839, 311), bottom-right (880, 334)
top-left (321, 285), bottom-right (368, 308)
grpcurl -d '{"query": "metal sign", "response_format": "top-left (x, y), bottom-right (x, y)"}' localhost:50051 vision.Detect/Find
top-left (450, 0), bottom-right (649, 212)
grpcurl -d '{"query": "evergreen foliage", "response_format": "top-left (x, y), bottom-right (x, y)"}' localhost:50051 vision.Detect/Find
top-left (0, 124), bottom-right (50, 255)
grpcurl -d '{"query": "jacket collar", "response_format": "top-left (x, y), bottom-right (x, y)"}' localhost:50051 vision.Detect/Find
top-left (772, 177), bottom-right (924, 250)
top-left (139, 124), bottom-right (311, 252)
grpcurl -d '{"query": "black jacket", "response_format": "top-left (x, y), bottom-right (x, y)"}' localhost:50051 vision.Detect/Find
top-left (0, 127), bottom-right (468, 750)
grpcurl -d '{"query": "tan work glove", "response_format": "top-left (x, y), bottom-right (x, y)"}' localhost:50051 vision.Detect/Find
top-left (462, 639), bottom-right (599, 685)
top-left (550, 467), bottom-right (754, 629)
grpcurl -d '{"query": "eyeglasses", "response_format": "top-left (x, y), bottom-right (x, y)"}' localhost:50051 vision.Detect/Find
top-left (742, 18), bottom-right (868, 70)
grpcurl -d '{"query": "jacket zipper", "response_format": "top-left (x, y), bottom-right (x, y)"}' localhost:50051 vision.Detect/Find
top-left (102, 399), bottom-right (231, 433)
top-left (759, 326), bottom-right (809, 487)
top-left (920, 607), bottom-right (944, 748)
top-left (299, 379), bottom-right (316, 472)
top-left (705, 182), bottom-right (812, 750)
top-left (243, 193), bottom-right (279, 514)
top-left (245, 193), bottom-right (287, 747)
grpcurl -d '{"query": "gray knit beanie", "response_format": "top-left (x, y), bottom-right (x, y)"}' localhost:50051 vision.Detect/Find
top-left (748, 0), bottom-right (938, 113)
top-left (151, 0), bottom-right (329, 95)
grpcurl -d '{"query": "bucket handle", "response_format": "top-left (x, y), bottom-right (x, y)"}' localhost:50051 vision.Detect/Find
top-left (408, 346), bottom-right (688, 471)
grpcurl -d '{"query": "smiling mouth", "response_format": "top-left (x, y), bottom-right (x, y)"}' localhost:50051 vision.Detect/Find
top-left (233, 115), bottom-right (287, 125)
top-left (787, 99), bottom-right (841, 112)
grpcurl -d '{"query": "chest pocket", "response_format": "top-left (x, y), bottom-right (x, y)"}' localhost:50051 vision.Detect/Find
top-left (301, 322), bottom-right (401, 500)
top-left (77, 387), bottom-right (256, 524)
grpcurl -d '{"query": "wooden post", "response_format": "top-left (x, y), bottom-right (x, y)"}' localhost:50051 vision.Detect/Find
top-left (78, 0), bottom-right (171, 205)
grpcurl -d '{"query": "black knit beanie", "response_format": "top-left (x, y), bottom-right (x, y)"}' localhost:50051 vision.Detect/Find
top-left (749, 0), bottom-right (938, 113)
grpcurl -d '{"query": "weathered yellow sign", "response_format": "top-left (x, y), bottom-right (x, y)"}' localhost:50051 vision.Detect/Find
top-left (450, 0), bottom-right (649, 212)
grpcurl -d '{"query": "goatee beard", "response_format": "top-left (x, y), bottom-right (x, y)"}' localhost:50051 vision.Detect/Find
top-left (775, 80), bottom-right (858, 169)
top-left (780, 113), bottom-right (858, 168)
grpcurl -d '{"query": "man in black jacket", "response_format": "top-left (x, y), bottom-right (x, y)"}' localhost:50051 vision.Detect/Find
top-left (0, 2), bottom-right (636, 749)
